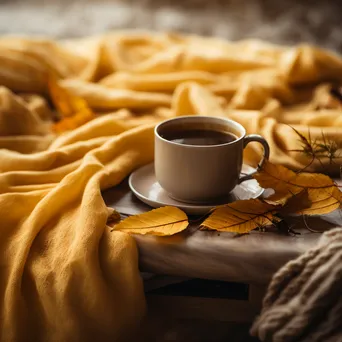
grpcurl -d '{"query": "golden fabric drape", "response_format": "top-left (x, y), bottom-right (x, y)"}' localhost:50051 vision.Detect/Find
top-left (0, 31), bottom-right (341, 341)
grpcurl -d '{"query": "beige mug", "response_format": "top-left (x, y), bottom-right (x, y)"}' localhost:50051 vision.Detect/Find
top-left (154, 116), bottom-right (270, 203)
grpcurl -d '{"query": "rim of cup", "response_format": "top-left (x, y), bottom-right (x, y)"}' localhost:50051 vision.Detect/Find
top-left (154, 115), bottom-right (246, 148)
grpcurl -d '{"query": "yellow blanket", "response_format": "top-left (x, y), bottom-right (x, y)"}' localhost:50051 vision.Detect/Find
top-left (0, 31), bottom-right (342, 341)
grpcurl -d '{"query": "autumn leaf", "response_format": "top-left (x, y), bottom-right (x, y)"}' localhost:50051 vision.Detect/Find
top-left (201, 199), bottom-right (280, 234)
top-left (112, 206), bottom-right (189, 236)
top-left (254, 160), bottom-right (334, 198)
top-left (48, 76), bottom-right (90, 117)
top-left (255, 160), bottom-right (342, 215)
top-left (48, 76), bottom-right (96, 132)
top-left (53, 110), bottom-right (95, 133)
top-left (106, 208), bottom-right (121, 225)
top-left (279, 190), bottom-right (312, 215)
top-left (299, 186), bottom-right (342, 215)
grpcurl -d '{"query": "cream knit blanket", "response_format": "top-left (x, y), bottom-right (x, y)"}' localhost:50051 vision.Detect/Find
top-left (252, 228), bottom-right (342, 342)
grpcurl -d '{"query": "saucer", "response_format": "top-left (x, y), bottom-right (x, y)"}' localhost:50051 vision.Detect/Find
top-left (128, 163), bottom-right (264, 215)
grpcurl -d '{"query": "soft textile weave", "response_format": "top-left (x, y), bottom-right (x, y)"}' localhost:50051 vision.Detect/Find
top-left (251, 228), bottom-right (342, 342)
top-left (0, 31), bottom-right (342, 341)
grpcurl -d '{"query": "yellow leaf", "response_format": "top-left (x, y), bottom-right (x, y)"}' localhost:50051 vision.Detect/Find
top-left (255, 161), bottom-right (334, 197)
top-left (112, 206), bottom-right (189, 236)
top-left (299, 186), bottom-right (342, 215)
top-left (279, 190), bottom-right (312, 215)
top-left (52, 110), bottom-right (95, 133)
top-left (255, 161), bottom-right (342, 215)
top-left (48, 76), bottom-right (90, 117)
top-left (48, 76), bottom-right (96, 132)
top-left (201, 199), bottom-right (279, 234)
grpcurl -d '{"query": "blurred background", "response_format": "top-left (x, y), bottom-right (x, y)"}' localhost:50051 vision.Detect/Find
top-left (0, 0), bottom-right (341, 52)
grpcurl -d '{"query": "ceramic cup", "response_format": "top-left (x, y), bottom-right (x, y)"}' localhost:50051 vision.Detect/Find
top-left (154, 116), bottom-right (270, 203)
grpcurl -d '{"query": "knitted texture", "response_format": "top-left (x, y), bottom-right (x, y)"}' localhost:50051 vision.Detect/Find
top-left (251, 228), bottom-right (342, 342)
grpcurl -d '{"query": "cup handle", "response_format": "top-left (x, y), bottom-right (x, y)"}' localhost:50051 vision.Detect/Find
top-left (238, 134), bottom-right (270, 184)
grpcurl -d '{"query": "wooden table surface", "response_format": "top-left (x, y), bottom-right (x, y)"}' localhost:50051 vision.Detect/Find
top-left (103, 180), bottom-right (340, 285)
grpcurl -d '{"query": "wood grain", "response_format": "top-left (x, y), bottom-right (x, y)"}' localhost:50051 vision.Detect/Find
top-left (103, 180), bottom-right (338, 285)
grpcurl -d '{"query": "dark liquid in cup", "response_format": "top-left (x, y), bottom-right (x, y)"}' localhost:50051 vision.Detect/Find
top-left (161, 129), bottom-right (237, 146)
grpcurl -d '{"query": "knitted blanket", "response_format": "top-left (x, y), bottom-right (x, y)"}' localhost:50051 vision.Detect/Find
top-left (252, 227), bottom-right (342, 342)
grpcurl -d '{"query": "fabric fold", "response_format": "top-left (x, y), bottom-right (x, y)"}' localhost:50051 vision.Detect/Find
top-left (0, 31), bottom-right (342, 341)
top-left (0, 123), bottom-right (155, 341)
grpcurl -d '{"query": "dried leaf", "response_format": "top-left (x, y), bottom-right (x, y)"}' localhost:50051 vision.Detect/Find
top-left (201, 199), bottom-right (279, 234)
top-left (255, 161), bottom-right (330, 196)
top-left (279, 190), bottom-right (312, 215)
top-left (107, 209), bottom-right (121, 225)
top-left (48, 76), bottom-right (96, 132)
top-left (112, 206), bottom-right (188, 236)
top-left (53, 110), bottom-right (95, 133)
top-left (255, 161), bottom-right (342, 215)
top-left (299, 186), bottom-right (342, 215)
top-left (48, 76), bottom-right (90, 117)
